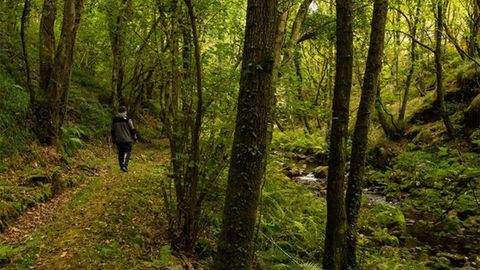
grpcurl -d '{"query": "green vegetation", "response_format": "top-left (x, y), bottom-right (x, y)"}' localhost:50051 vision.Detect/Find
top-left (1, 0), bottom-right (480, 269)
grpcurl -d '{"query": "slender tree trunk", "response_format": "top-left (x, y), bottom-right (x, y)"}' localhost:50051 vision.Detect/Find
top-left (323, 0), bottom-right (353, 269)
top-left (110, 0), bottom-right (130, 108)
top-left (214, 0), bottom-right (278, 268)
top-left (435, 0), bottom-right (456, 139)
top-left (398, 0), bottom-right (421, 121)
top-left (21, 0), bottom-right (34, 106)
top-left (269, 9), bottom-right (288, 137)
top-left (294, 48), bottom-right (312, 133)
top-left (178, 0), bottom-right (203, 254)
top-left (345, 1), bottom-right (388, 269)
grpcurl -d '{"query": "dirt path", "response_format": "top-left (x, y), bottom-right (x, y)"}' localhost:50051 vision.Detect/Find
top-left (0, 182), bottom-right (88, 244)
top-left (0, 142), bottom-right (173, 269)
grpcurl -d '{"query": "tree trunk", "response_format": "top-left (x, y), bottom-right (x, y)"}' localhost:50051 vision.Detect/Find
top-left (110, 0), bottom-right (130, 108)
top-left (177, 0), bottom-right (203, 254)
top-left (294, 48), bottom-right (312, 133)
top-left (39, 0), bottom-right (56, 93)
top-left (345, 1), bottom-right (388, 269)
top-left (21, 0), bottom-right (34, 106)
top-left (214, 0), bottom-right (278, 268)
top-left (375, 89), bottom-right (401, 139)
top-left (34, 0), bottom-right (84, 146)
top-left (398, 0), bottom-right (421, 121)
top-left (435, 0), bottom-right (456, 139)
top-left (323, 0), bottom-right (353, 269)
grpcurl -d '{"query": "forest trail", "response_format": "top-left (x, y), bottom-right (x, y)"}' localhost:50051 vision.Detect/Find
top-left (0, 142), bottom-right (174, 270)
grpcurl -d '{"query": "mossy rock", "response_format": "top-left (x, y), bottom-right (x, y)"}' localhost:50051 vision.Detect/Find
top-left (367, 143), bottom-right (399, 171)
top-left (370, 229), bottom-right (400, 247)
top-left (369, 204), bottom-right (406, 235)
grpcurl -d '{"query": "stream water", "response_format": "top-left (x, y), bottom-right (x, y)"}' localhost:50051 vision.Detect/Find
top-left (294, 172), bottom-right (390, 206)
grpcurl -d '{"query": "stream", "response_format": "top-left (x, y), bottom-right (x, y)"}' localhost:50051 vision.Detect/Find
top-left (293, 172), bottom-right (390, 206)
top-left (278, 151), bottom-right (393, 207)
top-left (278, 151), bottom-right (479, 268)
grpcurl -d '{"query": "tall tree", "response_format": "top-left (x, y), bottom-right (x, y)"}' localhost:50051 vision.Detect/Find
top-left (398, 0), bottom-right (422, 121)
top-left (110, 0), bottom-right (131, 108)
top-left (345, 0), bottom-right (389, 269)
top-left (214, 0), bottom-right (278, 268)
top-left (435, 0), bottom-right (456, 139)
top-left (33, 0), bottom-right (85, 146)
top-left (323, 0), bottom-right (353, 268)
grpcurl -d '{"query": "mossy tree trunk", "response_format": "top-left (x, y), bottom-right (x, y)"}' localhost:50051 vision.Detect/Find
top-left (34, 0), bottom-right (84, 146)
top-left (214, 0), bottom-right (278, 268)
top-left (323, 0), bottom-right (353, 269)
top-left (345, 0), bottom-right (388, 269)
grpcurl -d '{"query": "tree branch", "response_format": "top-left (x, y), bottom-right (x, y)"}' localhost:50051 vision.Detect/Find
top-left (386, 29), bottom-right (435, 53)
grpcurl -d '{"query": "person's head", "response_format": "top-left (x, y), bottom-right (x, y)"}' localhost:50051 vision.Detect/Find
top-left (118, 105), bottom-right (127, 114)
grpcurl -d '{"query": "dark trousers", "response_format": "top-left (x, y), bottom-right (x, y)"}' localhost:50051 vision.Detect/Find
top-left (116, 142), bottom-right (132, 169)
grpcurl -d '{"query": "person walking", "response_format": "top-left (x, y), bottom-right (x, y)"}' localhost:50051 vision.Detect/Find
top-left (111, 106), bottom-right (138, 172)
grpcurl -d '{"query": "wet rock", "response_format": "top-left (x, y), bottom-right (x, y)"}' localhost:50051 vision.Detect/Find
top-left (284, 167), bottom-right (303, 178)
top-left (313, 166), bottom-right (328, 179)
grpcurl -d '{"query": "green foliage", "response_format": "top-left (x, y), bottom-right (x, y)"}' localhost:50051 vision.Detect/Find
top-left (271, 130), bottom-right (327, 155)
top-left (0, 244), bottom-right (13, 265)
top-left (62, 126), bottom-right (87, 156)
top-left (0, 69), bottom-right (32, 158)
top-left (257, 162), bottom-right (326, 267)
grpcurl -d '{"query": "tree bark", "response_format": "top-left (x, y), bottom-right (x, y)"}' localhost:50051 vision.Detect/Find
top-left (110, 0), bottom-right (130, 108)
top-left (345, 1), bottom-right (388, 269)
top-left (398, 0), bottom-right (421, 121)
top-left (34, 0), bottom-right (85, 146)
top-left (39, 0), bottom-right (56, 93)
top-left (214, 0), bottom-right (278, 268)
top-left (435, 0), bottom-right (456, 139)
top-left (323, 0), bottom-right (353, 269)
top-left (21, 0), bottom-right (34, 106)
top-left (177, 0), bottom-right (203, 254)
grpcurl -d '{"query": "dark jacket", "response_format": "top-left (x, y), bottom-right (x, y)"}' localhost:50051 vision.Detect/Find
top-left (111, 113), bottom-right (137, 143)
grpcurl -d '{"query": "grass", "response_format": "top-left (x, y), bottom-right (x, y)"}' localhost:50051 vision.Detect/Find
top-left (0, 141), bottom-right (442, 270)
top-left (0, 143), bottom-right (185, 269)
